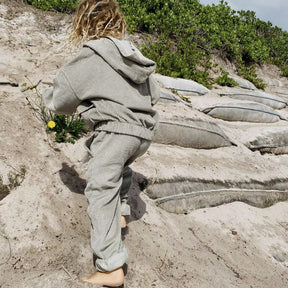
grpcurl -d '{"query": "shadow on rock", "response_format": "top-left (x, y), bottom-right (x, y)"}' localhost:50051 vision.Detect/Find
top-left (59, 163), bottom-right (148, 222)
top-left (59, 162), bottom-right (86, 195)
top-left (128, 171), bottom-right (148, 223)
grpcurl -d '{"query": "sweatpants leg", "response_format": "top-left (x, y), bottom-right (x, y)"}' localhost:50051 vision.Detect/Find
top-left (84, 131), bottom-right (150, 272)
top-left (119, 167), bottom-right (132, 216)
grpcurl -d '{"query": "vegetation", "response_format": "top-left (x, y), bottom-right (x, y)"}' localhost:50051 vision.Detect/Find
top-left (23, 80), bottom-right (86, 144)
top-left (49, 114), bottom-right (86, 143)
top-left (216, 68), bottom-right (238, 87)
top-left (26, 0), bottom-right (288, 89)
top-left (26, 0), bottom-right (78, 13)
top-left (118, 0), bottom-right (288, 89)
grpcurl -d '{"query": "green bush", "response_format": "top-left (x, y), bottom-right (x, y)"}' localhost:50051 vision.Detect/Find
top-left (27, 0), bottom-right (288, 88)
top-left (280, 66), bottom-right (288, 78)
top-left (238, 64), bottom-right (267, 90)
top-left (118, 0), bottom-right (287, 88)
top-left (27, 0), bottom-right (79, 13)
top-left (216, 68), bottom-right (238, 87)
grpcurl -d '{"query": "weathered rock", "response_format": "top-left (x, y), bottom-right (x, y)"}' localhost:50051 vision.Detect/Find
top-left (202, 102), bottom-right (285, 123)
top-left (244, 126), bottom-right (288, 154)
top-left (132, 143), bottom-right (288, 214)
top-left (154, 73), bottom-right (210, 95)
top-left (219, 89), bottom-right (287, 109)
top-left (230, 75), bottom-right (257, 90)
top-left (154, 119), bottom-right (233, 149)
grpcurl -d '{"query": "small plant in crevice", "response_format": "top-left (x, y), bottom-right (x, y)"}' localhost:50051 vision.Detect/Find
top-left (22, 79), bottom-right (86, 144)
top-left (48, 114), bottom-right (86, 143)
top-left (171, 89), bottom-right (191, 103)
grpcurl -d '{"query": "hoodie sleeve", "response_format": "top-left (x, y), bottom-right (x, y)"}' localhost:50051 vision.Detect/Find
top-left (42, 70), bottom-right (80, 115)
top-left (148, 74), bottom-right (160, 106)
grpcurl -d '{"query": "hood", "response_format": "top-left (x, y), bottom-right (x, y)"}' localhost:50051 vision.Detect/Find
top-left (84, 37), bottom-right (156, 84)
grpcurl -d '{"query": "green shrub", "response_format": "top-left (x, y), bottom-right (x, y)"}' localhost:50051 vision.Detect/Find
top-left (27, 0), bottom-right (288, 89)
top-left (280, 66), bottom-right (288, 78)
top-left (238, 64), bottom-right (267, 90)
top-left (118, 0), bottom-right (287, 88)
top-left (27, 0), bottom-right (79, 13)
top-left (216, 68), bottom-right (238, 87)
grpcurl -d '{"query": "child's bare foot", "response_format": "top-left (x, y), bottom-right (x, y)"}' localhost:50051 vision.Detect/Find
top-left (121, 216), bottom-right (127, 228)
top-left (82, 267), bottom-right (124, 287)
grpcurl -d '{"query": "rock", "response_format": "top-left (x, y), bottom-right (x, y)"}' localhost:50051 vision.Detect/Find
top-left (154, 73), bottom-right (210, 95)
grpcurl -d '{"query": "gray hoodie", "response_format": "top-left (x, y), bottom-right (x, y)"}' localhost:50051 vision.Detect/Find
top-left (42, 37), bottom-right (160, 140)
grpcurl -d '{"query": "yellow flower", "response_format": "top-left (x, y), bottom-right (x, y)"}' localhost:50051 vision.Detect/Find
top-left (47, 121), bottom-right (56, 129)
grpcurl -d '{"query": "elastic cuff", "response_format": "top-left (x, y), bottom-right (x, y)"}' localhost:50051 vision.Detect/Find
top-left (95, 246), bottom-right (129, 272)
top-left (121, 203), bottom-right (131, 216)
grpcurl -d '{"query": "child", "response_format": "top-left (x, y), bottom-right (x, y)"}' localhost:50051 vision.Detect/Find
top-left (42, 0), bottom-right (160, 286)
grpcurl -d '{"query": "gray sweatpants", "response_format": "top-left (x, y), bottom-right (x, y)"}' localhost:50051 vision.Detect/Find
top-left (84, 131), bottom-right (151, 272)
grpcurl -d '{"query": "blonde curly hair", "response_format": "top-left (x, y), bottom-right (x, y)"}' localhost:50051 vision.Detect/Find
top-left (69, 0), bottom-right (126, 44)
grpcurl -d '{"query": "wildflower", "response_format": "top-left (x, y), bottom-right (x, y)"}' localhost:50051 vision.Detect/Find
top-left (47, 121), bottom-right (56, 129)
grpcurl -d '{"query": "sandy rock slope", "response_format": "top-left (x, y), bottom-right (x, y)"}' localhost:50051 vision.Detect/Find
top-left (1, 1), bottom-right (288, 287)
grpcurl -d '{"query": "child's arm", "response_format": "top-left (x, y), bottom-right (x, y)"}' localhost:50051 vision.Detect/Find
top-left (42, 70), bottom-right (80, 115)
top-left (148, 75), bottom-right (160, 106)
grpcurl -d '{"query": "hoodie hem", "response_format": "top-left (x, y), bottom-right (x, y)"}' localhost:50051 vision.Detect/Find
top-left (95, 121), bottom-right (155, 141)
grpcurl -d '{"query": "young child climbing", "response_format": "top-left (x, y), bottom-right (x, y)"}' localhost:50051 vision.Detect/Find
top-left (42, 0), bottom-right (160, 286)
